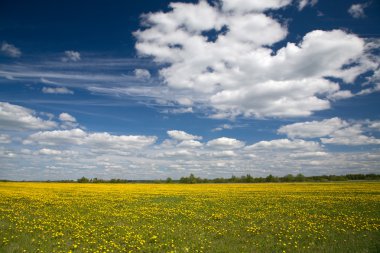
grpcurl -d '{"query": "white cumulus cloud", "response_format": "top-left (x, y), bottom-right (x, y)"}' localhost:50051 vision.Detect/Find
top-left (289, 151), bottom-right (328, 159)
top-left (0, 134), bottom-right (11, 144)
top-left (23, 128), bottom-right (87, 146)
top-left (278, 117), bottom-right (349, 139)
top-left (38, 148), bottom-right (62, 155)
top-left (59, 113), bottom-right (76, 123)
top-left (167, 130), bottom-right (202, 141)
top-left (246, 139), bottom-right (322, 151)
top-left (207, 137), bottom-right (245, 149)
top-left (86, 132), bottom-right (157, 150)
top-left (368, 121), bottom-right (380, 131)
top-left (62, 50), bottom-right (81, 62)
top-left (0, 102), bottom-right (57, 131)
top-left (321, 124), bottom-right (380, 146)
top-left (177, 140), bottom-right (203, 148)
top-left (58, 113), bottom-right (78, 129)
top-left (212, 124), bottom-right (233, 132)
top-left (134, 0), bottom-right (377, 119)
top-left (134, 69), bottom-right (151, 79)
top-left (279, 117), bottom-right (380, 146)
top-left (298, 0), bottom-right (318, 10)
top-left (221, 0), bottom-right (291, 13)
top-left (24, 128), bottom-right (157, 150)
top-left (209, 150), bottom-right (237, 158)
top-left (348, 3), bottom-right (370, 18)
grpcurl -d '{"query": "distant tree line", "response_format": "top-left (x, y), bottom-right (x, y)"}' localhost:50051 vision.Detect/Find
top-left (73, 173), bottom-right (380, 184)
top-left (176, 173), bottom-right (380, 184)
top-left (77, 177), bottom-right (129, 183)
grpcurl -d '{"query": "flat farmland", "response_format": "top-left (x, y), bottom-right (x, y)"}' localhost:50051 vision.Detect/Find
top-left (0, 182), bottom-right (379, 253)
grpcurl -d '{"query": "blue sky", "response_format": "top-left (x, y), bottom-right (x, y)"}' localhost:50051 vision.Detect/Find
top-left (0, 0), bottom-right (379, 180)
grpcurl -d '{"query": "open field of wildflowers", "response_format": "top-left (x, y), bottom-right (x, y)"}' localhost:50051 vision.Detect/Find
top-left (0, 182), bottom-right (379, 253)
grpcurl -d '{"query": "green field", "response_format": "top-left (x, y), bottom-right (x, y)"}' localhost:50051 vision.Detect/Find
top-left (0, 182), bottom-right (379, 253)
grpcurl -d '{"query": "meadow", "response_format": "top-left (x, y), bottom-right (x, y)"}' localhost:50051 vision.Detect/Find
top-left (0, 182), bottom-right (379, 253)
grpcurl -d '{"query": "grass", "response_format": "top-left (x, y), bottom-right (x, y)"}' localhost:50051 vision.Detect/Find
top-left (0, 182), bottom-right (379, 253)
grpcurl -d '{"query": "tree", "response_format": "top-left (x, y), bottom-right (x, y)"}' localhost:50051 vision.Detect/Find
top-left (246, 174), bottom-right (254, 183)
top-left (295, 173), bottom-right (305, 182)
top-left (230, 175), bottom-right (239, 183)
top-left (189, 174), bottom-right (197, 184)
top-left (77, 176), bottom-right (90, 183)
top-left (283, 174), bottom-right (294, 182)
top-left (266, 174), bottom-right (275, 182)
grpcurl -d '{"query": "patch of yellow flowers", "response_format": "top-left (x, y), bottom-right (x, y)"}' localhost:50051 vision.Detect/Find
top-left (0, 182), bottom-right (379, 252)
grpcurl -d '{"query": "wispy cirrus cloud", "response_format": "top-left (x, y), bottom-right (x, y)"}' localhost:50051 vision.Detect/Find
top-left (0, 57), bottom-right (154, 87)
top-left (1, 42), bottom-right (21, 58)
top-left (42, 87), bottom-right (74, 94)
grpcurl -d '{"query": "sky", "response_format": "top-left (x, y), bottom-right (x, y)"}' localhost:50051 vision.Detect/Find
top-left (0, 0), bottom-right (380, 180)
